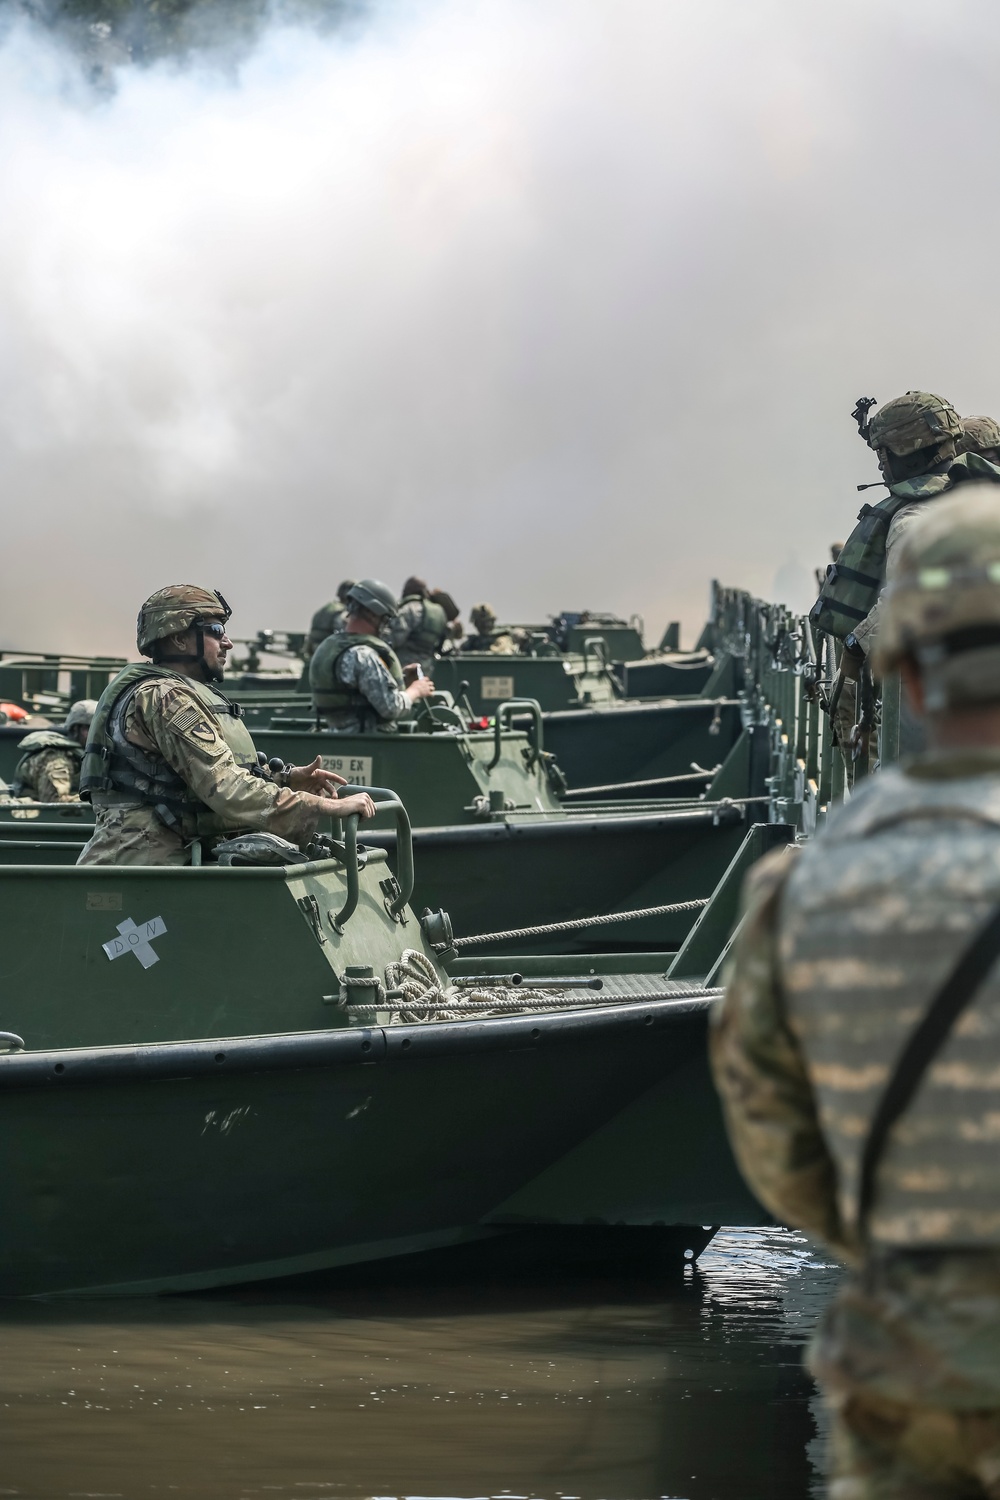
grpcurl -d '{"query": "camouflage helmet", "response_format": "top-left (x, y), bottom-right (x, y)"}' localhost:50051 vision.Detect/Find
top-left (346, 578), bottom-right (397, 620)
top-left (136, 585), bottom-right (231, 655)
top-left (875, 484), bottom-right (1000, 707)
top-left (61, 699), bottom-right (97, 734)
top-left (867, 391), bottom-right (963, 457)
top-left (958, 415), bottom-right (1000, 456)
top-left (471, 602), bottom-right (496, 630)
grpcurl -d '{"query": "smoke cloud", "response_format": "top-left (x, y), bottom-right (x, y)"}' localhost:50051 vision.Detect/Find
top-left (2, 0), bottom-right (1000, 657)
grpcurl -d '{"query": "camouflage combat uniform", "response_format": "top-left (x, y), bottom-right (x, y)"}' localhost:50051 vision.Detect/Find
top-left (78, 669), bottom-right (328, 866)
top-left (9, 731), bottom-right (83, 802)
top-left (387, 595), bottom-right (447, 676)
top-left (712, 752), bottom-right (1000, 1498)
top-left (309, 632), bottom-right (409, 734)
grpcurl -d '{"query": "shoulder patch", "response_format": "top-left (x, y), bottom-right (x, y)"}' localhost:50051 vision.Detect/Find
top-left (166, 702), bottom-right (204, 735)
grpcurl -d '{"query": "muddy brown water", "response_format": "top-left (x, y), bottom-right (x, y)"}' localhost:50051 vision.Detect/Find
top-left (0, 1228), bottom-right (841, 1500)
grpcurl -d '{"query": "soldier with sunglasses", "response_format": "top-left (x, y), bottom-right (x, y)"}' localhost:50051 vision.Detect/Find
top-left (77, 585), bottom-right (375, 866)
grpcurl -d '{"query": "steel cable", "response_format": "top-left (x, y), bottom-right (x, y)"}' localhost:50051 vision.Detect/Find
top-left (451, 897), bottom-right (710, 950)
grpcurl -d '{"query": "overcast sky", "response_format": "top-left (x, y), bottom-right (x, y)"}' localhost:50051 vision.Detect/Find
top-left (2, 0), bottom-right (1000, 657)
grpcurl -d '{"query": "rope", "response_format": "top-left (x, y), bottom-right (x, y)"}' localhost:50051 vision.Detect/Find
top-left (339, 952), bottom-right (724, 1026)
top-left (345, 984), bottom-right (725, 1017)
top-left (451, 898), bottom-right (709, 950)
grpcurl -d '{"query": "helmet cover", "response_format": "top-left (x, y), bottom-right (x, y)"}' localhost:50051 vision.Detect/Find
top-left (867, 391), bottom-right (962, 457)
top-left (136, 586), bottom-right (231, 656)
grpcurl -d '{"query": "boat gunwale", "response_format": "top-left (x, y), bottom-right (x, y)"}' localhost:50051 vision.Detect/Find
top-left (0, 994), bottom-right (713, 1091)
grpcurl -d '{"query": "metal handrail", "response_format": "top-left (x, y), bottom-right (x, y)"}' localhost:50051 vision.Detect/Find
top-left (487, 699), bottom-right (544, 771)
top-left (331, 785), bottom-right (414, 930)
top-left (581, 636), bottom-right (610, 675)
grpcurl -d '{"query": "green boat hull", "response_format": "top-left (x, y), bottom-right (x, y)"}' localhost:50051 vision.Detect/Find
top-left (0, 995), bottom-right (760, 1297)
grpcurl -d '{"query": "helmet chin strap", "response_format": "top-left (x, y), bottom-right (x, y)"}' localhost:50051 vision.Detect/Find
top-left (153, 625), bottom-right (222, 682)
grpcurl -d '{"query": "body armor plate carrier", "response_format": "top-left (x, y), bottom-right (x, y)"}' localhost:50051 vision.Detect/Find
top-left (80, 664), bottom-right (258, 832)
top-left (810, 454), bottom-right (1000, 639)
top-left (309, 632), bottom-right (404, 726)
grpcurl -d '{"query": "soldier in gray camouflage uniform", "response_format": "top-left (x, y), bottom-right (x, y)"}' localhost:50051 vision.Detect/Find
top-left (9, 699), bottom-right (96, 802)
top-left (309, 579), bottom-right (435, 733)
top-left (713, 483), bottom-right (1000, 1498)
top-left (386, 577), bottom-right (454, 676)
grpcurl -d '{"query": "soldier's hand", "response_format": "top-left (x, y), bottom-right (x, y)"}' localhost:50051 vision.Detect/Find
top-left (333, 791), bottom-right (377, 821)
top-left (402, 663), bottom-right (420, 686)
top-left (405, 675), bottom-right (435, 703)
top-left (288, 755), bottom-right (346, 795)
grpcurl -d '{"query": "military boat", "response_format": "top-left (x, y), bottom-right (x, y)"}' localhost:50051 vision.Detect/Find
top-left (0, 785), bottom-right (767, 1297)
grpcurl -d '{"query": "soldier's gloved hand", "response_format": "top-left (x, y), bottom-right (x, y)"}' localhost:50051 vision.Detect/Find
top-left (287, 755), bottom-right (347, 796)
top-left (327, 791), bottom-right (377, 821)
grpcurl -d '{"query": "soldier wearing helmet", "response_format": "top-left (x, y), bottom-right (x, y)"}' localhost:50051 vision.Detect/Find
top-left (460, 603), bottom-right (521, 655)
top-left (386, 576), bottom-right (457, 676)
top-left (958, 414), bottom-right (1000, 465)
top-left (309, 578), bottom-right (435, 733)
top-left (304, 579), bottom-right (356, 663)
top-left (714, 483), bottom-right (1000, 1500)
top-left (8, 699), bottom-right (97, 803)
top-left (76, 585), bottom-right (375, 866)
top-left (815, 392), bottom-right (1000, 768)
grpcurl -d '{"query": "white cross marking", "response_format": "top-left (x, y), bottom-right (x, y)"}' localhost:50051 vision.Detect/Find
top-left (102, 916), bottom-right (168, 970)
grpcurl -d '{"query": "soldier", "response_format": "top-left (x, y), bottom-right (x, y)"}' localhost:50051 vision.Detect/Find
top-left (77, 585), bottom-right (375, 867)
top-left (304, 579), bottom-right (356, 662)
top-left (460, 603), bottom-right (521, 655)
top-left (386, 577), bottom-right (451, 675)
top-left (309, 578), bottom-right (435, 733)
top-left (818, 392), bottom-right (1000, 767)
top-left (713, 483), bottom-right (1000, 1499)
top-left (959, 414), bottom-right (1000, 464)
top-left (8, 698), bottom-right (97, 802)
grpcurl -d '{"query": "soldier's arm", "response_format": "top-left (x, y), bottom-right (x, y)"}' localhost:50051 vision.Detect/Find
top-left (342, 647), bottom-right (411, 722)
top-left (129, 683), bottom-right (364, 843)
top-left (35, 750), bottom-right (79, 802)
top-left (710, 850), bottom-right (856, 1262)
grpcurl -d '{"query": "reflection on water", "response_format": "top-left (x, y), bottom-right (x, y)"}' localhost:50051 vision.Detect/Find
top-left (0, 1228), bottom-right (841, 1500)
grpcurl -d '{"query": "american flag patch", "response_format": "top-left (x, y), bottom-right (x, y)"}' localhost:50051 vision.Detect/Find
top-left (167, 703), bottom-right (203, 734)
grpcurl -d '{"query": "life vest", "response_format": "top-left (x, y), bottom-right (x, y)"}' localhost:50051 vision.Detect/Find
top-left (9, 731), bottom-right (83, 795)
top-left (307, 600), bottom-right (346, 656)
top-left (809, 453), bottom-right (1000, 639)
top-left (399, 595), bottom-right (448, 657)
top-left (780, 762), bottom-right (1000, 1247)
top-left (80, 664), bottom-right (258, 831)
top-left (309, 632), bottom-right (404, 720)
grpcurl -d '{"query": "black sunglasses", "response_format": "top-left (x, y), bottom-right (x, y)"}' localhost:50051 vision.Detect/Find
top-left (193, 619), bottom-right (229, 640)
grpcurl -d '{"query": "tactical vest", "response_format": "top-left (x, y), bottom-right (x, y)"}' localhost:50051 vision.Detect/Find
top-left (809, 453), bottom-right (1000, 639)
top-left (80, 664), bottom-right (258, 831)
top-left (399, 596), bottom-right (448, 657)
top-left (309, 632), bottom-right (404, 719)
top-left (779, 763), bottom-right (1000, 1247)
top-left (9, 731), bottom-right (83, 795)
